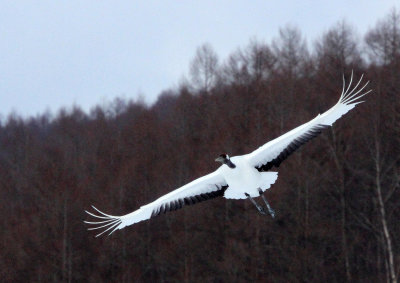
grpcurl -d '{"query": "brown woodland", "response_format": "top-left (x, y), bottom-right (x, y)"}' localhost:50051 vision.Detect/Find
top-left (1, 10), bottom-right (400, 283)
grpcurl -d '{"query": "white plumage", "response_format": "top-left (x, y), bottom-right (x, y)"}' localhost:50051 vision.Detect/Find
top-left (85, 73), bottom-right (371, 237)
top-left (218, 157), bottom-right (278, 199)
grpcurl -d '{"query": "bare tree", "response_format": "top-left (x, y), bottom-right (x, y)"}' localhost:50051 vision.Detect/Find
top-left (272, 25), bottom-right (309, 77)
top-left (315, 20), bottom-right (362, 74)
top-left (219, 40), bottom-right (275, 88)
top-left (189, 43), bottom-right (219, 93)
top-left (365, 8), bottom-right (400, 65)
top-left (373, 131), bottom-right (397, 283)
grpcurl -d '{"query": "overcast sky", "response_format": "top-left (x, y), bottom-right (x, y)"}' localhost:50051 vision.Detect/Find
top-left (1, 1), bottom-right (399, 118)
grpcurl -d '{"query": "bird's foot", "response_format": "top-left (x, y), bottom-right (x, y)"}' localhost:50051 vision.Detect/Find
top-left (258, 188), bottom-right (275, 218)
top-left (267, 207), bottom-right (275, 218)
top-left (257, 205), bottom-right (267, 215)
top-left (245, 192), bottom-right (267, 215)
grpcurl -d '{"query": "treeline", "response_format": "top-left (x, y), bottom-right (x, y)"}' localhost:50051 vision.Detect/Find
top-left (1, 9), bottom-right (400, 283)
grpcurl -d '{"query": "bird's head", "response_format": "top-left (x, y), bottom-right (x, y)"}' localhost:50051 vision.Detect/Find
top-left (215, 153), bottom-right (236, 168)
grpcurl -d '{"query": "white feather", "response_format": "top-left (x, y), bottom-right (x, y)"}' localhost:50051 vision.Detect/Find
top-left (245, 72), bottom-right (371, 168)
top-left (85, 171), bottom-right (227, 236)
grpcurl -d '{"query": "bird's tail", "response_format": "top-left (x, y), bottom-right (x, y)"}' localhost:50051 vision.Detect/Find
top-left (259, 171), bottom-right (278, 192)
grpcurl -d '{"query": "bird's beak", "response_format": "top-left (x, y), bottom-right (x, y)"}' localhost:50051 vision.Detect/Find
top-left (215, 157), bottom-right (224, 163)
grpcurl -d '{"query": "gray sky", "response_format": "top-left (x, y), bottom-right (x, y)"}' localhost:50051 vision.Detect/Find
top-left (1, 1), bottom-right (399, 118)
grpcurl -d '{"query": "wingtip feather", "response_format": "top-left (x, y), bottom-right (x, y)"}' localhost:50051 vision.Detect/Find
top-left (95, 221), bottom-right (121, 238)
top-left (339, 73), bottom-right (371, 106)
top-left (84, 206), bottom-right (123, 237)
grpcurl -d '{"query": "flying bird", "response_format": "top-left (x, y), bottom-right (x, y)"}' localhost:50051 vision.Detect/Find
top-left (85, 73), bottom-right (371, 237)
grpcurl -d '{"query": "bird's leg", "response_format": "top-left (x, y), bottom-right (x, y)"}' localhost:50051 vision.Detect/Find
top-left (245, 193), bottom-right (266, 215)
top-left (258, 188), bottom-right (275, 218)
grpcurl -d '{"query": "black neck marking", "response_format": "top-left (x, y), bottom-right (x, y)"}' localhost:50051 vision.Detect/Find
top-left (226, 159), bottom-right (236, 169)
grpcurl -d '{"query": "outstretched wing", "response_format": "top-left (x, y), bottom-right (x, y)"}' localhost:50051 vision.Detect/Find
top-left (245, 73), bottom-right (371, 171)
top-left (85, 170), bottom-right (227, 237)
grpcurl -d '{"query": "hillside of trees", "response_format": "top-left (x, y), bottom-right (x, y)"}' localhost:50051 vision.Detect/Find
top-left (1, 10), bottom-right (400, 282)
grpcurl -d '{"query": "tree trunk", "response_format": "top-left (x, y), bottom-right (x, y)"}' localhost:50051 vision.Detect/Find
top-left (375, 140), bottom-right (397, 283)
top-left (340, 183), bottom-right (351, 282)
top-left (62, 199), bottom-right (68, 282)
top-left (329, 131), bottom-right (351, 282)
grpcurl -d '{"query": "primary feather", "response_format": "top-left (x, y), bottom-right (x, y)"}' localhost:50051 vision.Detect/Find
top-left (85, 171), bottom-right (227, 237)
top-left (245, 72), bottom-right (371, 171)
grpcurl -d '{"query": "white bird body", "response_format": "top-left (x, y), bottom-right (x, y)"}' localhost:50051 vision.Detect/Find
top-left (218, 157), bottom-right (278, 199)
top-left (85, 73), bottom-right (371, 237)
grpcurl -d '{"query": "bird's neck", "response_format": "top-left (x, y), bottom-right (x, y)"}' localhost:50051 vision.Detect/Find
top-left (226, 159), bottom-right (236, 169)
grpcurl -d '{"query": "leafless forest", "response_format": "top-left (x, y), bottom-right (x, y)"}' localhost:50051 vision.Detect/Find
top-left (1, 10), bottom-right (400, 283)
